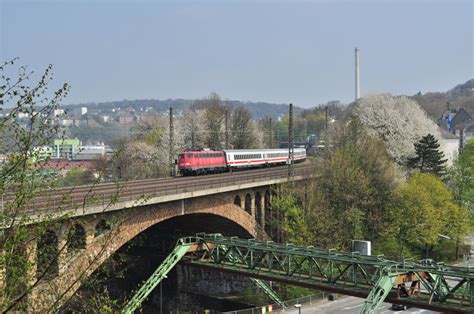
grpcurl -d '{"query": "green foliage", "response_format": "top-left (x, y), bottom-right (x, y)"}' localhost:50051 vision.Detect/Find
top-left (144, 126), bottom-right (163, 147)
top-left (407, 133), bottom-right (447, 176)
top-left (0, 59), bottom-right (72, 311)
top-left (386, 173), bottom-right (469, 259)
top-left (270, 187), bottom-right (309, 245)
top-left (277, 284), bottom-right (315, 300)
top-left (450, 138), bottom-right (474, 209)
top-left (60, 169), bottom-right (96, 186)
top-left (304, 118), bottom-right (398, 250)
top-left (240, 287), bottom-right (268, 305)
top-left (1, 60), bottom-right (124, 312)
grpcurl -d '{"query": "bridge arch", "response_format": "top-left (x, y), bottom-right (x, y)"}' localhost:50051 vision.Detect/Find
top-left (264, 190), bottom-right (272, 235)
top-left (32, 197), bottom-right (261, 308)
top-left (68, 223), bottom-right (86, 252)
top-left (244, 193), bottom-right (252, 215)
top-left (234, 195), bottom-right (241, 208)
top-left (255, 192), bottom-right (262, 225)
top-left (94, 219), bottom-right (111, 237)
top-left (37, 230), bottom-right (59, 280)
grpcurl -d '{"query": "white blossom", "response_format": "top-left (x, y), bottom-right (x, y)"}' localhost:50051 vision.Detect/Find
top-left (354, 94), bottom-right (442, 163)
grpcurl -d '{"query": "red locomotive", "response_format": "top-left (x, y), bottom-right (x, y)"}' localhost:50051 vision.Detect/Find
top-left (178, 148), bottom-right (306, 175)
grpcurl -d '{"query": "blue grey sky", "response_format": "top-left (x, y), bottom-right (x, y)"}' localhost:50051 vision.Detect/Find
top-left (1, 0), bottom-right (473, 107)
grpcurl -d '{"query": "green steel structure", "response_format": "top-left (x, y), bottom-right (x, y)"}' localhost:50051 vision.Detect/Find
top-left (123, 234), bottom-right (474, 313)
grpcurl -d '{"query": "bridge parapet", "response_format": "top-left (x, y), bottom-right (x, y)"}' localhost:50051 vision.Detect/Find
top-left (7, 164), bottom-right (314, 221)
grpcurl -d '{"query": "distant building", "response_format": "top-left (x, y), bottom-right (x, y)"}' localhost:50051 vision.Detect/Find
top-left (118, 115), bottom-right (135, 124)
top-left (41, 158), bottom-right (104, 176)
top-left (438, 108), bottom-right (473, 133)
top-left (53, 109), bottom-right (65, 117)
top-left (54, 138), bottom-right (80, 159)
top-left (61, 119), bottom-right (74, 126)
top-left (81, 107), bottom-right (88, 115)
top-left (18, 112), bottom-right (29, 119)
top-left (439, 127), bottom-right (459, 166)
top-left (437, 107), bottom-right (473, 151)
top-left (75, 145), bottom-right (107, 160)
top-left (0, 154), bottom-right (9, 164)
top-left (103, 115), bottom-right (110, 123)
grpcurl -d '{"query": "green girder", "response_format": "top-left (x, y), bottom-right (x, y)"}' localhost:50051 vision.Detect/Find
top-left (122, 234), bottom-right (474, 313)
top-left (250, 278), bottom-right (285, 309)
top-left (360, 271), bottom-right (398, 313)
top-left (121, 236), bottom-right (285, 313)
top-left (121, 237), bottom-right (197, 314)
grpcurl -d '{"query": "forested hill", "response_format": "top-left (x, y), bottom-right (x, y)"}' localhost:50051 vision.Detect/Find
top-left (66, 98), bottom-right (303, 120)
top-left (412, 79), bottom-right (474, 119)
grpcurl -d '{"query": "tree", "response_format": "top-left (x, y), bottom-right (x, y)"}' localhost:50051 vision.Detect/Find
top-left (194, 93), bottom-right (227, 149)
top-left (304, 118), bottom-right (400, 250)
top-left (181, 104), bottom-right (206, 149)
top-left (230, 106), bottom-right (255, 149)
top-left (447, 138), bottom-right (474, 209)
top-left (354, 94), bottom-right (441, 163)
top-left (131, 112), bottom-right (163, 148)
top-left (387, 173), bottom-right (469, 260)
top-left (0, 60), bottom-right (126, 311)
top-left (258, 117), bottom-right (274, 148)
top-left (407, 134), bottom-right (447, 176)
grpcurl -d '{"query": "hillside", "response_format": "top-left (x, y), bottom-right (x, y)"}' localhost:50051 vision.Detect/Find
top-left (67, 99), bottom-right (303, 120)
top-left (412, 79), bottom-right (474, 119)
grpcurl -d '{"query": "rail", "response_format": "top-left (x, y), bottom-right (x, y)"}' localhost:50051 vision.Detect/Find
top-left (5, 164), bottom-right (315, 214)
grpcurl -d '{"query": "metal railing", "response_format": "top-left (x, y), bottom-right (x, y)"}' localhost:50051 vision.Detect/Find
top-left (221, 293), bottom-right (326, 314)
top-left (10, 165), bottom-right (316, 214)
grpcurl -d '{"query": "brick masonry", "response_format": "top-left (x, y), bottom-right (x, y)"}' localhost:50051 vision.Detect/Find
top-left (27, 186), bottom-right (272, 311)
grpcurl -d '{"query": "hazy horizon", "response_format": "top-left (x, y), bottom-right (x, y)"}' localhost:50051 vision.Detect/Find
top-left (1, 0), bottom-right (473, 108)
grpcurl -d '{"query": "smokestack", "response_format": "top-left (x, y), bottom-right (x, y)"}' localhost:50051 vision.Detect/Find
top-left (355, 47), bottom-right (360, 101)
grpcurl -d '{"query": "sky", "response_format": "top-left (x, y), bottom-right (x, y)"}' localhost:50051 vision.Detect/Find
top-left (1, 0), bottom-right (473, 107)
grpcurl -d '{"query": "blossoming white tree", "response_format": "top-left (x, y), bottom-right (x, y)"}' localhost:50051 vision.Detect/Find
top-left (354, 94), bottom-right (441, 163)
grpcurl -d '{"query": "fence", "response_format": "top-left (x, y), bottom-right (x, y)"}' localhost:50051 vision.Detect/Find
top-left (221, 292), bottom-right (328, 314)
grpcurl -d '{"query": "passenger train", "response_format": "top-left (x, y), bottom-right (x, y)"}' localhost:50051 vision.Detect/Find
top-left (177, 148), bottom-right (306, 175)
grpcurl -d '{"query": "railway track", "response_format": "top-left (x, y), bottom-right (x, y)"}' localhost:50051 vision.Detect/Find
top-left (4, 163), bottom-right (316, 213)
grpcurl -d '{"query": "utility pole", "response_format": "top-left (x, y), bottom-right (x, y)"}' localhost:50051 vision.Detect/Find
top-left (325, 106), bottom-right (328, 131)
top-left (225, 110), bottom-right (229, 149)
top-left (288, 103), bottom-right (294, 179)
top-left (169, 107), bottom-right (174, 177)
top-left (325, 106), bottom-right (329, 150)
top-left (269, 118), bottom-right (273, 148)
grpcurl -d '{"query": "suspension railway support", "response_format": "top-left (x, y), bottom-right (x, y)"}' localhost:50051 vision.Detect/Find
top-left (123, 234), bottom-right (474, 313)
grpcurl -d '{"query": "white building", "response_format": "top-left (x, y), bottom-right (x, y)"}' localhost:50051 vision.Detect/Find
top-left (18, 112), bottom-right (29, 119)
top-left (439, 127), bottom-right (459, 166)
top-left (61, 119), bottom-right (74, 126)
top-left (54, 109), bottom-right (65, 117)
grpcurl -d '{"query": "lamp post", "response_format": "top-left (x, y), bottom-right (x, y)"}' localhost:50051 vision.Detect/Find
top-left (295, 304), bottom-right (302, 314)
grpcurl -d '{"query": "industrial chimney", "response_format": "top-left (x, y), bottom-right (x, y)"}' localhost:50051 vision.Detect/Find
top-left (355, 47), bottom-right (360, 101)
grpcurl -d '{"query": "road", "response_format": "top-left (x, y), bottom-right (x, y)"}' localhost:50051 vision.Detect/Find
top-left (278, 296), bottom-right (439, 314)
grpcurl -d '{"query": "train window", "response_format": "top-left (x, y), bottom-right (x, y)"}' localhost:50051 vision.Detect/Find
top-left (186, 154), bottom-right (193, 158)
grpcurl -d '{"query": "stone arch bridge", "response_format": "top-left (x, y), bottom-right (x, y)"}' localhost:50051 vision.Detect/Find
top-left (2, 164), bottom-right (313, 311)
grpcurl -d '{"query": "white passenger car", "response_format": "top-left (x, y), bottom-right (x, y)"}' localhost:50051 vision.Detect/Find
top-left (224, 148), bottom-right (306, 169)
